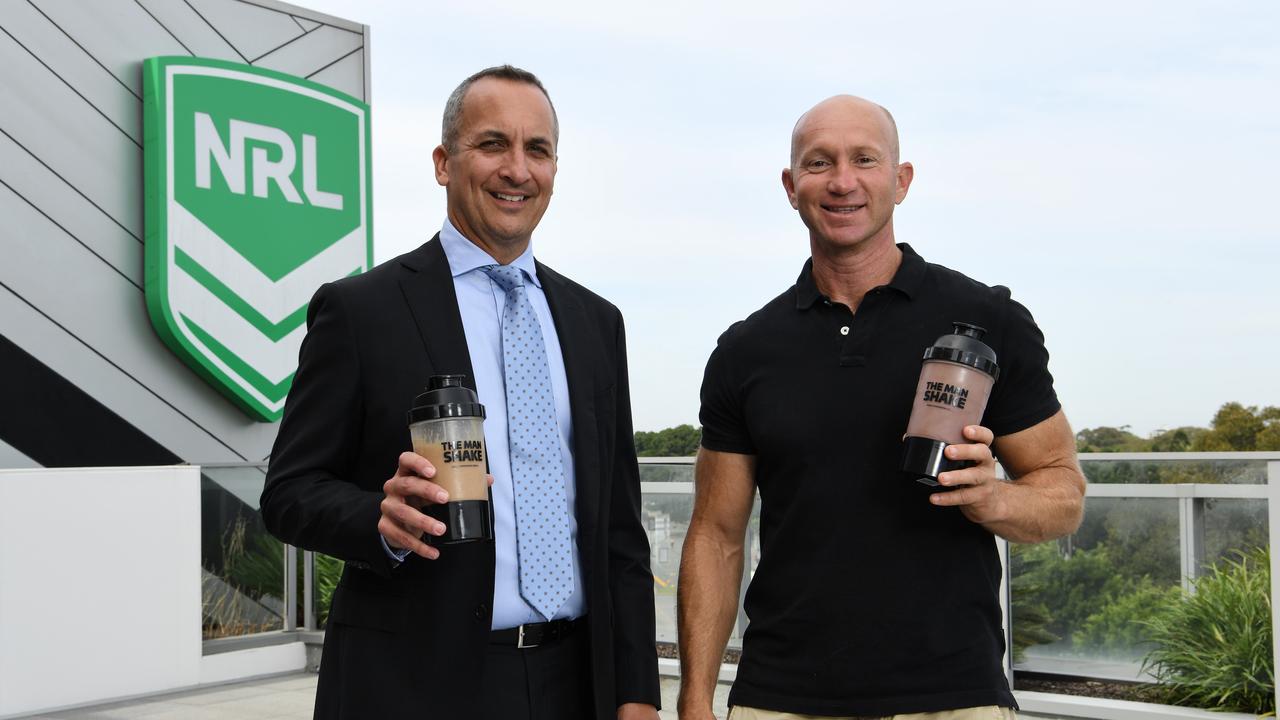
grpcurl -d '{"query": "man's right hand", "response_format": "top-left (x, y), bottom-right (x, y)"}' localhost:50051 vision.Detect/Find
top-left (377, 451), bottom-right (450, 560)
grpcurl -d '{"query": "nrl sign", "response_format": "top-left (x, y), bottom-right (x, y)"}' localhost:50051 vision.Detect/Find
top-left (143, 57), bottom-right (371, 422)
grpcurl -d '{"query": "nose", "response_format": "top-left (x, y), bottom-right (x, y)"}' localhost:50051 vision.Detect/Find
top-left (498, 148), bottom-right (532, 186)
top-left (826, 160), bottom-right (856, 196)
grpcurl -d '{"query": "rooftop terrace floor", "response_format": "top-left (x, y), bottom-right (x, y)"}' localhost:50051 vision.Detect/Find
top-left (18, 673), bottom-right (1067, 720)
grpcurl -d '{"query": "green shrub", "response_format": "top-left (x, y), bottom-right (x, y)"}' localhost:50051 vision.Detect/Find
top-left (1009, 543), bottom-right (1059, 660)
top-left (1073, 578), bottom-right (1180, 653)
top-left (1142, 547), bottom-right (1274, 714)
top-left (1015, 541), bottom-right (1135, 639)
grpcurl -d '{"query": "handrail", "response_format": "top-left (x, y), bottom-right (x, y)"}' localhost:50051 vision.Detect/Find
top-left (196, 453), bottom-right (1280, 711)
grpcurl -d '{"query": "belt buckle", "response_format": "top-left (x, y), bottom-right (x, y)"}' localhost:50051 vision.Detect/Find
top-left (516, 624), bottom-right (539, 649)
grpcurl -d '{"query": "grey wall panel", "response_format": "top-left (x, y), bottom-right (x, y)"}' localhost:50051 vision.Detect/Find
top-left (253, 24), bottom-right (360, 81)
top-left (0, 0), bottom-right (368, 466)
top-left (133, 0), bottom-right (243, 61)
top-left (0, 26), bottom-right (140, 233)
top-left (362, 29), bottom-right (370, 102)
top-left (241, 0), bottom-right (363, 33)
top-left (0, 130), bottom-right (140, 287)
top-left (0, 184), bottom-right (276, 462)
top-left (306, 45), bottom-right (363, 100)
top-left (0, 2), bottom-right (140, 143)
top-left (0, 282), bottom-right (241, 464)
top-left (0, 439), bottom-right (40, 470)
top-left (28, 0), bottom-right (189, 97)
top-left (186, 0), bottom-right (304, 62)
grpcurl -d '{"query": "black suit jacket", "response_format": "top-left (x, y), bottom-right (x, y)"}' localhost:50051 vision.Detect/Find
top-left (261, 236), bottom-right (659, 719)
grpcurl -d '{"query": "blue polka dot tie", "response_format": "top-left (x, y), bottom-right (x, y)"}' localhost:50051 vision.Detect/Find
top-left (482, 264), bottom-right (574, 620)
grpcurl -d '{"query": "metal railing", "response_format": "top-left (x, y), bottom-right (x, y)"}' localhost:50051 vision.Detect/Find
top-left (199, 452), bottom-right (1280, 704)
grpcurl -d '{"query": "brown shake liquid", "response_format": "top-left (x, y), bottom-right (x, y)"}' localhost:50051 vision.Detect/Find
top-left (905, 360), bottom-right (994, 445)
top-left (410, 421), bottom-right (488, 501)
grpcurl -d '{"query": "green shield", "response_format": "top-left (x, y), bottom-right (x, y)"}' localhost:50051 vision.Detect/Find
top-left (143, 57), bottom-right (372, 422)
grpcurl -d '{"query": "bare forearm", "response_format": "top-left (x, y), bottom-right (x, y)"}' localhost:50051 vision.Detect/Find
top-left (982, 464), bottom-right (1085, 543)
top-left (676, 525), bottom-right (743, 714)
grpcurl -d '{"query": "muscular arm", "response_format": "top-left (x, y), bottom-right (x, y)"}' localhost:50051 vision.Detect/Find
top-left (676, 448), bottom-right (756, 718)
top-left (933, 409), bottom-right (1086, 543)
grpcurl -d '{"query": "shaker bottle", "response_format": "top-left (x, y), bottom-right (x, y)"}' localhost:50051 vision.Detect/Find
top-left (901, 322), bottom-right (1000, 486)
top-left (407, 374), bottom-right (492, 543)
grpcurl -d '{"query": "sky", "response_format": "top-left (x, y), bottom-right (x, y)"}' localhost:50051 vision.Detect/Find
top-left (306, 0), bottom-right (1279, 437)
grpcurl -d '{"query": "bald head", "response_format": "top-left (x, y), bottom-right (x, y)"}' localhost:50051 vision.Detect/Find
top-left (790, 95), bottom-right (900, 167)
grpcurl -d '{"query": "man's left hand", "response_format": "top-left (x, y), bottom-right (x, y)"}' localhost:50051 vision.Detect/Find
top-left (929, 424), bottom-right (1007, 525)
top-left (618, 702), bottom-right (660, 720)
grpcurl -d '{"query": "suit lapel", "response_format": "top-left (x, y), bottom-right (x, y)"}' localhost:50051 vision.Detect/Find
top-left (397, 235), bottom-right (477, 390)
top-left (537, 262), bottom-right (602, 549)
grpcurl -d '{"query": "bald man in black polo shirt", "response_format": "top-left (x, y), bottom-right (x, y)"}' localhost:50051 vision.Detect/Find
top-left (675, 96), bottom-right (1086, 720)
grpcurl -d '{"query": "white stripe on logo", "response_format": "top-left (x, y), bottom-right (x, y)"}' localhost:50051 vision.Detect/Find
top-left (171, 270), bottom-right (307, 384)
top-left (170, 203), bottom-right (367, 323)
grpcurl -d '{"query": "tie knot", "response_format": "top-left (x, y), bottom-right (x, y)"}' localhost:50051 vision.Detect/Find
top-left (482, 264), bottom-right (525, 294)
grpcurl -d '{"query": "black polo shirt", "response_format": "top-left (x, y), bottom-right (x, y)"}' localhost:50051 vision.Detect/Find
top-left (699, 244), bottom-right (1060, 716)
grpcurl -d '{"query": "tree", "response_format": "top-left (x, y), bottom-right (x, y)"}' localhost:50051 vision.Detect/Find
top-left (1076, 425), bottom-right (1146, 452)
top-left (1074, 402), bottom-right (1280, 454)
top-left (1147, 426), bottom-right (1205, 452)
top-left (634, 424), bottom-right (701, 457)
top-left (1192, 403), bottom-right (1280, 451)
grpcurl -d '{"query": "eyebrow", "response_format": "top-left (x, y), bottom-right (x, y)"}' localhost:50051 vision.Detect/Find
top-left (473, 129), bottom-right (509, 144)
top-left (471, 129), bottom-right (553, 150)
top-left (803, 143), bottom-right (885, 159)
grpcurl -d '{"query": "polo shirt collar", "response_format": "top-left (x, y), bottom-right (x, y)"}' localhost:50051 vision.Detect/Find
top-left (794, 242), bottom-right (926, 310)
top-left (439, 217), bottom-right (542, 288)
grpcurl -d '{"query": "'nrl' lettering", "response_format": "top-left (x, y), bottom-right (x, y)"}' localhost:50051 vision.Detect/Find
top-left (194, 111), bottom-right (344, 210)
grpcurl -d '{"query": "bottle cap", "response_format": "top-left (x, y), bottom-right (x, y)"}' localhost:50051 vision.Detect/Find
top-left (922, 322), bottom-right (1000, 380)
top-left (407, 375), bottom-right (486, 424)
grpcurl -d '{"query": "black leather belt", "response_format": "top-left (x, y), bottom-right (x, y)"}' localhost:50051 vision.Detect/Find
top-left (490, 617), bottom-right (584, 649)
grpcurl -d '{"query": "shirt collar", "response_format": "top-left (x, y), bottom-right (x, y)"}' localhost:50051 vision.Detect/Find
top-left (794, 242), bottom-right (926, 310)
top-left (439, 218), bottom-right (542, 288)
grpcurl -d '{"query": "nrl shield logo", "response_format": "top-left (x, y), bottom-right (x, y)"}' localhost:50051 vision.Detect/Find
top-left (142, 57), bottom-right (371, 422)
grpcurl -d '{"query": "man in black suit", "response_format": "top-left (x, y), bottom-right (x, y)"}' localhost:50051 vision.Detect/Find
top-left (261, 65), bottom-right (660, 720)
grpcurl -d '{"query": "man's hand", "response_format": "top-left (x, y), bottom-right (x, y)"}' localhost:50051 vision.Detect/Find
top-left (928, 411), bottom-right (1086, 543)
top-left (929, 424), bottom-right (1006, 525)
top-left (617, 702), bottom-right (660, 720)
top-left (376, 452), bottom-right (499, 560)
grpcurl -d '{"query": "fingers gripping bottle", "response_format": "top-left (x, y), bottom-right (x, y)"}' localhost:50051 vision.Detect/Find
top-left (407, 375), bottom-right (492, 543)
top-left (901, 322), bottom-right (1000, 486)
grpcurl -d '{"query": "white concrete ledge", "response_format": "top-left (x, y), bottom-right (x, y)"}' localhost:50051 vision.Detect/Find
top-left (1015, 690), bottom-right (1260, 720)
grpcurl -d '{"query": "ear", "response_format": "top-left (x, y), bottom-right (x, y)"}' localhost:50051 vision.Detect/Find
top-left (781, 168), bottom-right (799, 210)
top-left (894, 161), bottom-right (914, 204)
top-left (432, 145), bottom-right (449, 187)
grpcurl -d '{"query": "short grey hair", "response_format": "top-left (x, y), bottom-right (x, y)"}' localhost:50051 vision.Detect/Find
top-left (441, 65), bottom-right (559, 152)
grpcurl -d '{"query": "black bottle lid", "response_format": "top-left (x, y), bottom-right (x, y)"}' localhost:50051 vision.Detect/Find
top-left (407, 375), bottom-right (486, 424)
top-left (922, 322), bottom-right (1000, 380)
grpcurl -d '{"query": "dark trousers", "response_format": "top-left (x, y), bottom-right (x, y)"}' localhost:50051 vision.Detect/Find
top-left (479, 627), bottom-right (594, 720)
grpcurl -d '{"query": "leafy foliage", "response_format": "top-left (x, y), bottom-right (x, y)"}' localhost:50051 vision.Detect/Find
top-left (634, 424), bottom-right (701, 457)
top-left (1076, 402), bottom-right (1280, 453)
top-left (206, 513), bottom-right (346, 632)
top-left (1076, 425), bottom-right (1149, 452)
top-left (1142, 547), bottom-right (1274, 714)
top-left (1013, 542), bottom-right (1136, 640)
top-left (1073, 578), bottom-right (1180, 652)
top-left (1008, 543), bottom-right (1059, 660)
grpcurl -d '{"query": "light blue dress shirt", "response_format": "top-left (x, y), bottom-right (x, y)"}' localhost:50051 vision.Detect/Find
top-left (384, 219), bottom-right (586, 628)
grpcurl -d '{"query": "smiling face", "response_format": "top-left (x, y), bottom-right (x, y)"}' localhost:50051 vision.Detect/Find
top-left (433, 77), bottom-right (557, 263)
top-left (782, 96), bottom-right (913, 256)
